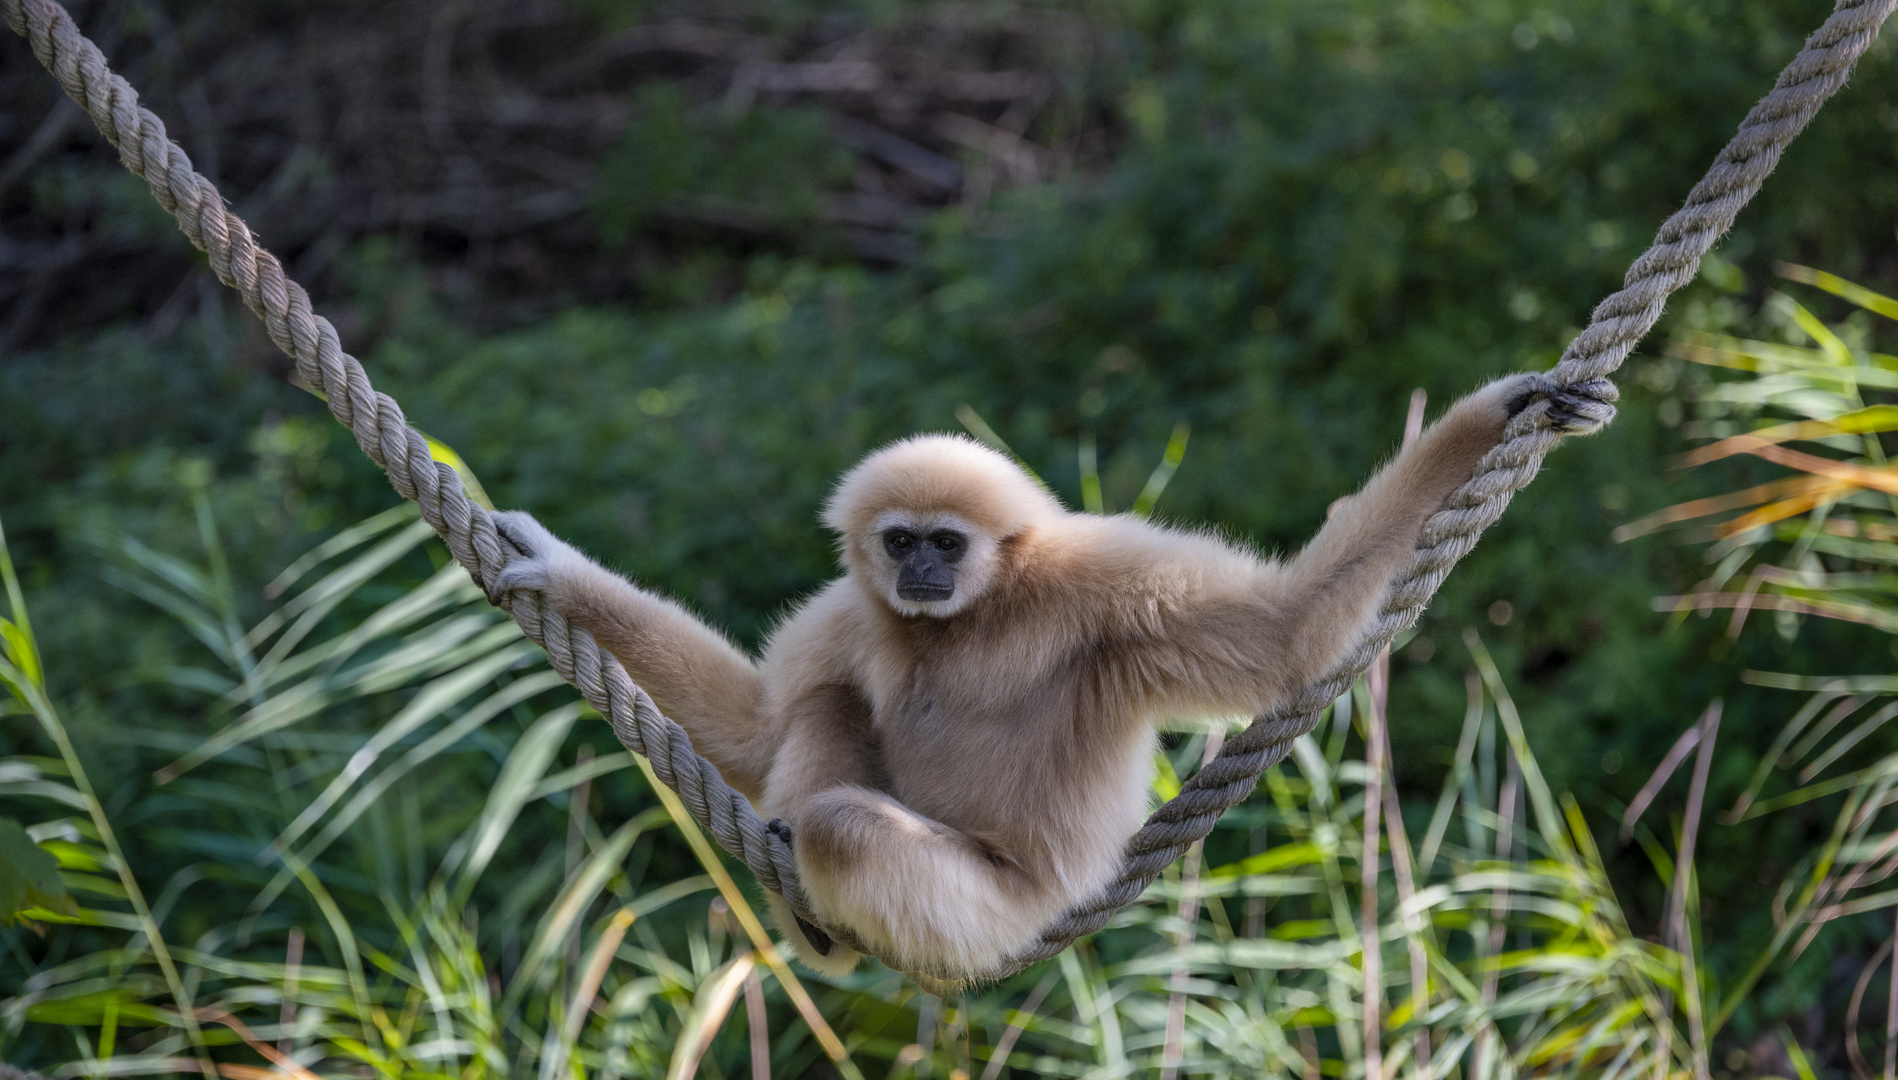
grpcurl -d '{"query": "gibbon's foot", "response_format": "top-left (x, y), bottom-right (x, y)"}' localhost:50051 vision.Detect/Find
top-left (765, 818), bottom-right (836, 955)
top-left (764, 890), bottom-right (860, 976)
top-left (794, 912), bottom-right (835, 955)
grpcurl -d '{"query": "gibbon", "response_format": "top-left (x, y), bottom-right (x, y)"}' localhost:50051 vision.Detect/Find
top-left (486, 372), bottom-right (1579, 980)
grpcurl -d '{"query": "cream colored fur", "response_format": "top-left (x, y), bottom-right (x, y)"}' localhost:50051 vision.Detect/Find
top-left (487, 373), bottom-right (1535, 981)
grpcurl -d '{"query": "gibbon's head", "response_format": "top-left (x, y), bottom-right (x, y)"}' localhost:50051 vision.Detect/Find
top-left (825, 434), bottom-right (1062, 618)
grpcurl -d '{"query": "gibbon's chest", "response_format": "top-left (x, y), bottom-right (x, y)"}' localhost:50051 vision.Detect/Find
top-left (859, 620), bottom-right (1083, 752)
top-left (855, 618), bottom-right (1158, 852)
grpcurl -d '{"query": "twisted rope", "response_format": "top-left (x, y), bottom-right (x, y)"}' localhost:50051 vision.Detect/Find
top-left (993, 0), bottom-right (1897, 974)
top-left (5, 0), bottom-right (1889, 983)
top-left (0, 0), bottom-right (809, 935)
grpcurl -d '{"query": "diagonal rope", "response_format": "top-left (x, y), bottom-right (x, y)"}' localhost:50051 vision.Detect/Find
top-left (4, 0), bottom-right (1890, 983)
top-left (999, 0), bottom-right (1898, 973)
top-left (0, 0), bottom-right (807, 949)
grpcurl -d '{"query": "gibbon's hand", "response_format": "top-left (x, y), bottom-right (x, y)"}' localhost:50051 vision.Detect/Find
top-left (481, 510), bottom-right (772, 799)
top-left (1499, 372), bottom-right (1614, 435)
top-left (486, 510), bottom-right (587, 604)
top-left (765, 817), bottom-right (796, 846)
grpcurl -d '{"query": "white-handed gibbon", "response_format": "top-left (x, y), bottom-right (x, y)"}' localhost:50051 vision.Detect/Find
top-left (486, 372), bottom-right (1583, 980)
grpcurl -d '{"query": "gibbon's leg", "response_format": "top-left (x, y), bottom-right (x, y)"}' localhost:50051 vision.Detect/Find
top-left (485, 511), bottom-right (771, 800)
top-left (782, 785), bottom-right (1054, 979)
top-left (1268, 373), bottom-right (1557, 689)
top-left (759, 682), bottom-right (886, 978)
top-left (764, 682), bottom-right (1050, 978)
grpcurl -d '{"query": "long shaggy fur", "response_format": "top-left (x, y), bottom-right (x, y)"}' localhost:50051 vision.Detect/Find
top-left (487, 374), bottom-right (1535, 981)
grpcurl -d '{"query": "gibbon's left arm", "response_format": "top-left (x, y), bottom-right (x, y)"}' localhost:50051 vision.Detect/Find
top-left (1125, 373), bottom-right (1579, 719)
top-left (484, 511), bottom-right (772, 800)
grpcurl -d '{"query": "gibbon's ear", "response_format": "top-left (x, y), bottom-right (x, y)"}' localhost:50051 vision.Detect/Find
top-left (823, 434), bottom-right (1061, 543)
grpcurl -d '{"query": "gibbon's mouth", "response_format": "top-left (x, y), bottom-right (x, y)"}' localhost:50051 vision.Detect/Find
top-left (897, 583), bottom-right (955, 602)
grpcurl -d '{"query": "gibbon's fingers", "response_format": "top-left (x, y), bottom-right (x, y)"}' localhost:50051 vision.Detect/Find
top-left (480, 509), bottom-right (772, 797)
top-left (1540, 383), bottom-right (1608, 432)
top-left (1496, 371), bottom-right (1614, 434)
top-left (490, 509), bottom-right (557, 557)
top-left (484, 559), bottom-right (551, 600)
top-left (486, 511), bottom-right (578, 601)
top-left (1499, 371), bottom-right (1553, 418)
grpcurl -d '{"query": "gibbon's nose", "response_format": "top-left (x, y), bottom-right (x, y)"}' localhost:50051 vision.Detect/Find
top-left (897, 552), bottom-right (955, 600)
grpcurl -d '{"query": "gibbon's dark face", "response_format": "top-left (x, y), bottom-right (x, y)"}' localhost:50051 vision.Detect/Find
top-left (883, 526), bottom-right (968, 602)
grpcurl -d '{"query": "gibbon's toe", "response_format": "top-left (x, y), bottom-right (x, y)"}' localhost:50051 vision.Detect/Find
top-left (763, 891), bottom-right (862, 979)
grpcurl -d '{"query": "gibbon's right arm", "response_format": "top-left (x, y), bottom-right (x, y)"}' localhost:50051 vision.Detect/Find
top-left (1130, 373), bottom-right (1584, 720)
top-left (485, 511), bottom-right (771, 800)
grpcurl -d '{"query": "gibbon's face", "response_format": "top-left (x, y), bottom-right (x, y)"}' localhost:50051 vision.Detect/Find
top-left (867, 510), bottom-right (999, 619)
top-left (825, 433), bottom-right (1057, 619)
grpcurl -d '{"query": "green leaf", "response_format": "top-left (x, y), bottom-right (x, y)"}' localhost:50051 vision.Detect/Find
top-left (0, 510), bottom-right (39, 693)
top-left (1131, 421), bottom-right (1191, 519)
top-left (1778, 261), bottom-right (1898, 321)
top-left (0, 816), bottom-right (78, 922)
top-left (1207, 841), bottom-right (1324, 879)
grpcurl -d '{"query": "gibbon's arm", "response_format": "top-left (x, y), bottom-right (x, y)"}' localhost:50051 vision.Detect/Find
top-left (1123, 374), bottom-right (1543, 719)
top-left (756, 679), bottom-right (883, 978)
top-left (485, 511), bottom-right (771, 800)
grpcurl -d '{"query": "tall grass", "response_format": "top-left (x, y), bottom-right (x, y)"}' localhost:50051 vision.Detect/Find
top-left (1619, 263), bottom-right (1898, 1074)
top-left (13, 310), bottom-right (1895, 1073)
top-left (0, 506), bottom-right (1705, 1077)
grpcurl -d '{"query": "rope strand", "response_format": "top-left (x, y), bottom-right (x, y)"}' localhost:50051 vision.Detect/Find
top-left (994, 0), bottom-right (1898, 974)
top-left (5, 0), bottom-right (1890, 982)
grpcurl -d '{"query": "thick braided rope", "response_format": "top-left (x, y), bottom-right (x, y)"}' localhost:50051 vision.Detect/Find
top-left (7, 0), bottom-right (1889, 983)
top-left (992, 0), bottom-right (1897, 975)
top-left (0, 0), bottom-right (805, 945)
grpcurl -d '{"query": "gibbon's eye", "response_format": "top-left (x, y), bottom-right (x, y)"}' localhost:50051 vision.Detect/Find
top-left (883, 530), bottom-right (918, 558)
top-left (931, 532), bottom-right (964, 554)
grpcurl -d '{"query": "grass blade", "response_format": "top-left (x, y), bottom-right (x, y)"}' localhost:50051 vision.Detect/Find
top-left (633, 755), bottom-right (863, 1080)
top-left (668, 953), bottom-right (758, 1080)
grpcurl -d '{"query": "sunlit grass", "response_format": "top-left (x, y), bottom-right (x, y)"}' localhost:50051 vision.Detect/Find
top-left (9, 342), bottom-right (1883, 1073)
top-left (1618, 264), bottom-right (1898, 1070)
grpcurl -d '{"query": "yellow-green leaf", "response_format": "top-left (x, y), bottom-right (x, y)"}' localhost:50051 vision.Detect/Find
top-left (0, 817), bottom-right (76, 921)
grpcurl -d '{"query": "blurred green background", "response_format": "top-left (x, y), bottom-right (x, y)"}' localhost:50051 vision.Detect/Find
top-left (6, 0), bottom-right (1898, 1073)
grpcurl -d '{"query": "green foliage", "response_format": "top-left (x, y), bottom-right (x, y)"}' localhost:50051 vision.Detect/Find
top-left (8, 0), bottom-right (1898, 1071)
top-left (0, 817), bottom-right (73, 924)
top-left (595, 85), bottom-right (853, 246)
top-left (0, 500), bottom-right (706, 1072)
top-left (1626, 271), bottom-right (1898, 1051)
top-left (0, 499), bottom-right (1839, 1076)
top-left (30, 162), bottom-right (186, 250)
top-left (0, 514), bottom-right (74, 926)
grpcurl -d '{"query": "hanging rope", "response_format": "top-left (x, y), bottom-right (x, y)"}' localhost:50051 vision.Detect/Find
top-left (4, 0), bottom-right (1891, 983)
top-left (1006, 0), bottom-right (1898, 972)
